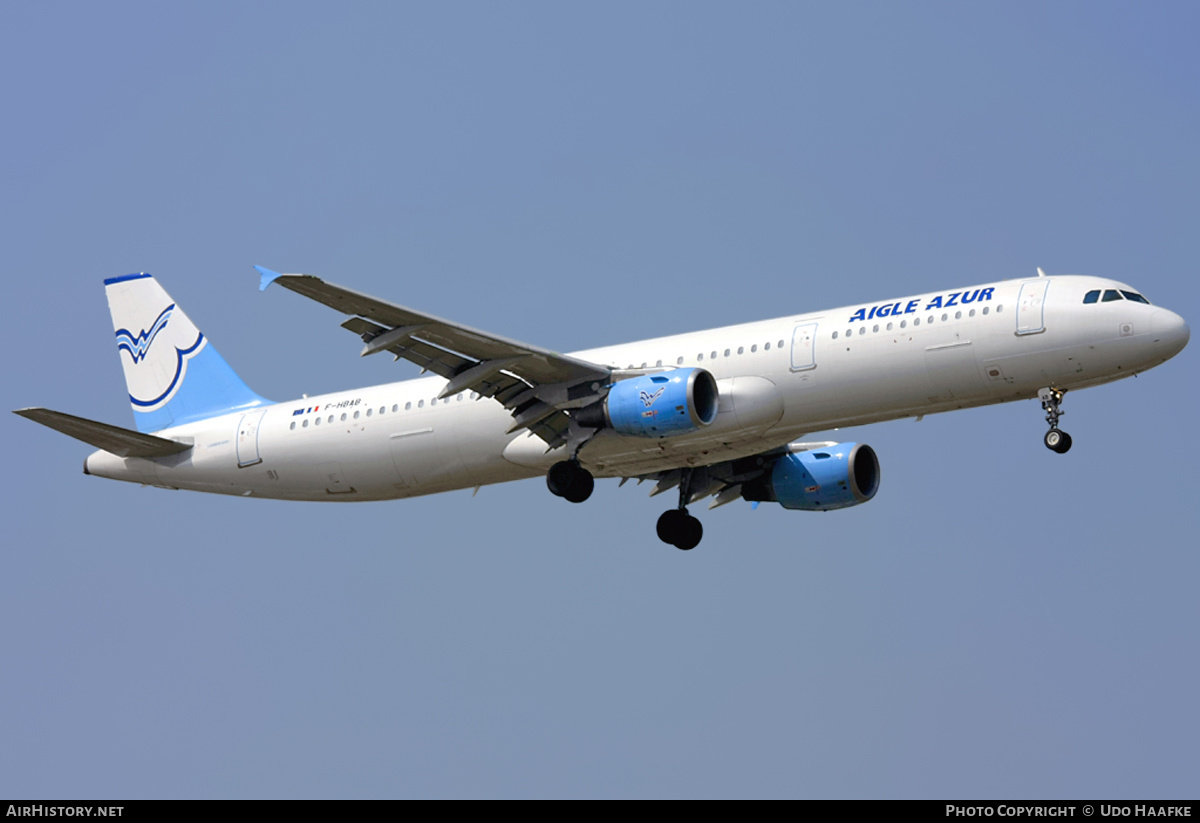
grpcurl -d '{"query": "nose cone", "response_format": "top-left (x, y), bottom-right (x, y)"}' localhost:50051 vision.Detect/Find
top-left (1151, 309), bottom-right (1190, 360)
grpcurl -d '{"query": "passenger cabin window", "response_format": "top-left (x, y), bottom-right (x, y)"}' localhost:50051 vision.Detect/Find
top-left (1102, 289), bottom-right (1123, 302)
top-left (1083, 290), bottom-right (1100, 304)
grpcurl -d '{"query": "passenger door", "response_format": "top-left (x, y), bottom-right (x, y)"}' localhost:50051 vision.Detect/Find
top-left (790, 322), bottom-right (818, 371)
top-left (1016, 280), bottom-right (1050, 335)
top-left (236, 409), bottom-right (268, 467)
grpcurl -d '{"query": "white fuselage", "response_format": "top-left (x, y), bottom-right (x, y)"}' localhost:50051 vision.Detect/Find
top-left (84, 275), bottom-right (1189, 501)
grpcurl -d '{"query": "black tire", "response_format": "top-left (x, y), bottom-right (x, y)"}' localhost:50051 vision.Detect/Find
top-left (546, 461), bottom-right (574, 497)
top-left (1054, 431), bottom-right (1073, 454)
top-left (563, 470), bottom-right (594, 503)
top-left (1045, 429), bottom-right (1073, 454)
top-left (674, 515), bottom-right (703, 551)
top-left (657, 509), bottom-right (686, 544)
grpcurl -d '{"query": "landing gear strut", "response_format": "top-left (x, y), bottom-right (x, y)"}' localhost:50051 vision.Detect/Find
top-left (656, 468), bottom-right (704, 550)
top-left (547, 460), bottom-right (594, 503)
top-left (1039, 387), bottom-right (1073, 454)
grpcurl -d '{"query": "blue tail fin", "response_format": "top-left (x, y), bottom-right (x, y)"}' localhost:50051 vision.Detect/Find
top-left (104, 273), bottom-right (270, 432)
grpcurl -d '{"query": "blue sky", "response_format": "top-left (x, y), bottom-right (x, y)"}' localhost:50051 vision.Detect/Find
top-left (2, 2), bottom-right (1197, 798)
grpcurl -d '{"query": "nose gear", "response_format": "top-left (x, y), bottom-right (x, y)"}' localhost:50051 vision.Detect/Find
top-left (1038, 387), bottom-right (1072, 454)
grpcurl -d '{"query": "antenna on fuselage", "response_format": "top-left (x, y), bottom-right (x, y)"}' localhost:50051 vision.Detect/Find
top-left (1036, 267), bottom-right (1048, 277)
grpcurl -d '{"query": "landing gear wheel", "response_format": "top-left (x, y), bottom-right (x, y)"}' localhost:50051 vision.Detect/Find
top-left (546, 460), bottom-right (594, 503)
top-left (656, 508), bottom-right (703, 550)
top-left (546, 461), bottom-right (574, 497)
top-left (1044, 429), bottom-right (1073, 454)
top-left (563, 471), bottom-right (594, 503)
top-left (657, 509), bottom-right (687, 544)
top-left (675, 516), bottom-right (703, 551)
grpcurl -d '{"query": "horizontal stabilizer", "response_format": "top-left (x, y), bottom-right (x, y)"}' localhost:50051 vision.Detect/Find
top-left (13, 408), bottom-right (193, 458)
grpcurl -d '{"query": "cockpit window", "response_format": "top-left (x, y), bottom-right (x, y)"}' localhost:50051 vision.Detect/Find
top-left (1121, 290), bottom-right (1150, 304)
top-left (1102, 289), bottom-right (1123, 302)
top-left (1083, 290), bottom-right (1100, 304)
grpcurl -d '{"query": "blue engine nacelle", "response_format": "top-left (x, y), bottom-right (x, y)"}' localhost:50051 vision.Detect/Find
top-left (744, 443), bottom-right (880, 511)
top-left (576, 368), bottom-right (719, 437)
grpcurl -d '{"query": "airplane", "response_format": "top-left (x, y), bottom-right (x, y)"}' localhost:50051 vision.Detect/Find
top-left (14, 266), bottom-right (1190, 550)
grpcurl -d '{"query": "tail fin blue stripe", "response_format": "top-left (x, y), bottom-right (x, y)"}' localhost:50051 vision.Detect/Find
top-left (114, 304), bottom-right (175, 364)
top-left (104, 273), bottom-right (152, 286)
top-left (127, 333), bottom-right (204, 408)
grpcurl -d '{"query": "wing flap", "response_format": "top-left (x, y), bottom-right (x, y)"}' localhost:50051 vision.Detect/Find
top-left (14, 408), bottom-right (192, 458)
top-left (259, 267), bottom-right (611, 444)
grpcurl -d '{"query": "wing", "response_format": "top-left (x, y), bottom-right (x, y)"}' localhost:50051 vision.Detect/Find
top-left (256, 267), bottom-right (612, 448)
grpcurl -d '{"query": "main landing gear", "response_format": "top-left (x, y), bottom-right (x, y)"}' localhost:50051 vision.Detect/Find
top-left (547, 459), bottom-right (594, 503)
top-left (657, 508), bottom-right (703, 551)
top-left (546, 459), bottom-right (707, 550)
top-left (1039, 386), bottom-right (1073, 454)
top-left (656, 468), bottom-right (704, 551)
